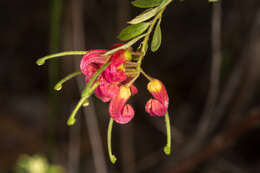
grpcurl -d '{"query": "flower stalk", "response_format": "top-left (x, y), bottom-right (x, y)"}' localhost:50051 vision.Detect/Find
top-left (36, 51), bottom-right (87, 66)
top-left (107, 118), bottom-right (117, 164)
top-left (164, 111), bottom-right (171, 155)
top-left (54, 71), bottom-right (82, 91)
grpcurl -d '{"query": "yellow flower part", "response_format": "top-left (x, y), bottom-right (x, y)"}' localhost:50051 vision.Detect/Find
top-left (119, 86), bottom-right (131, 99)
top-left (147, 79), bottom-right (162, 93)
top-left (124, 50), bottom-right (132, 61)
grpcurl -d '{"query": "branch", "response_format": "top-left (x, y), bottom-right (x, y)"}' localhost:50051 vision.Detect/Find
top-left (167, 107), bottom-right (260, 173)
top-left (180, 0), bottom-right (222, 157)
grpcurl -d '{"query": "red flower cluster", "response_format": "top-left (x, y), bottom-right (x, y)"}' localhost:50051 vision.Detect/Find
top-left (80, 44), bottom-right (169, 124)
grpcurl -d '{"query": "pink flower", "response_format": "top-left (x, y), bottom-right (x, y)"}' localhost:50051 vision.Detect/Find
top-left (103, 65), bottom-right (127, 83)
top-left (109, 86), bottom-right (134, 124)
top-left (80, 50), bottom-right (107, 76)
top-left (145, 79), bottom-right (169, 116)
top-left (80, 45), bottom-right (134, 103)
top-left (94, 78), bottom-right (119, 102)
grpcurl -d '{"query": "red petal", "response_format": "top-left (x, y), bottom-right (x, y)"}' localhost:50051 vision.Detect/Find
top-left (109, 86), bottom-right (134, 124)
top-left (145, 99), bottom-right (166, 117)
top-left (130, 85), bottom-right (138, 95)
top-left (147, 79), bottom-right (169, 110)
top-left (94, 78), bottom-right (119, 102)
top-left (113, 104), bottom-right (134, 124)
top-left (80, 50), bottom-right (107, 75)
top-left (103, 65), bottom-right (127, 83)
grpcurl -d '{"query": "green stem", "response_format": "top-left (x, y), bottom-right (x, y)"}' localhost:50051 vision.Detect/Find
top-left (67, 81), bottom-right (100, 126)
top-left (164, 111), bottom-right (171, 155)
top-left (136, 4), bottom-right (169, 73)
top-left (81, 61), bottom-right (111, 97)
top-left (104, 34), bottom-right (146, 56)
top-left (47, 0), bottom-right (63, 159)
top-left (140, 69), bottom-right (153, 81)
top-left (54, 71), bottom-right (82, 91)
top-left (107, 118), bottom-right (117, 164)
top-left (67, 96), bottom-right (88, 126)
top-left (36, 51), bottom-right (87, 66)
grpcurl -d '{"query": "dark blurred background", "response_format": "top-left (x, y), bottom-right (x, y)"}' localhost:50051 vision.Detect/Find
top-left (1, 0), bottom-right (260, 173)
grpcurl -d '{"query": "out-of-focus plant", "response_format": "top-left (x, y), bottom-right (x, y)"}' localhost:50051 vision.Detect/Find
top-left (14, 154), bottom-right (64, 173)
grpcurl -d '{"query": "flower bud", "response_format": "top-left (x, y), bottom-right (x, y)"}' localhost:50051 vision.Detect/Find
top-left (146, 79), bottom-right (169, 116)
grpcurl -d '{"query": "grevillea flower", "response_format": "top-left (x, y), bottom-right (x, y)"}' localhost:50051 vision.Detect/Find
top-left (109, 86), bottom-right (134, 124)
top-left (145, 79), bottom-right (169, 116)
top-left (80, 47), bottom-right (132, 102)
top-left (80, 49), bottom-right (107, 77)
top-left (94, 78), bottom-right (119, 102)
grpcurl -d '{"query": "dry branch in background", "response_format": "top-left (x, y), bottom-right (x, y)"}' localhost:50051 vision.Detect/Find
top-left (183, 0), bottom-right (222, 155)
top-left (167, 106), bottom-right (260, 173)
top-left (63, 0), bottom-right (108, 172)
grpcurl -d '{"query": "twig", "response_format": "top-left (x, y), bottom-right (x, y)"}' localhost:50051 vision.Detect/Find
top-left (181, 0), bottom-right (222, 157)
top-left (225, 10), bottom-right (260, 125)
top-left (71, 0), bottom-right (108, 172)
top-left (63, 0), bottom-right (108, 172)
top-left (67, 112), bottom-right (80, 173)
top-left (166, 107), bottom-right (260, 173)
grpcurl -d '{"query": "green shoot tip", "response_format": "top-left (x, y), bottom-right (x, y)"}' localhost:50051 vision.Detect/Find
top-left (36, 59), bottom-right (45, 66)
top-left (83, 100), bottom-right (90, 107)
top-left (67, 118), bottom-right (76, 126)
top-left (110, 155), bottom-right (117, 164)
top-left (54, 84), bottom-right (62, 91)
top-left (164, 146), bottom-right (171, 155)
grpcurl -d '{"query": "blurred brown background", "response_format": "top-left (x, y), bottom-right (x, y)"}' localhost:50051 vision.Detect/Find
top-left (1, 0), bottom-right (260, 172)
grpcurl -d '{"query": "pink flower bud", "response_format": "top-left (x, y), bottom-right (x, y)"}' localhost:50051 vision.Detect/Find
top-left (109, 86), bottom-right (134, 124)
top-left (146, 79), bottom-right (169, 116)
top-left (145, 99), bottom-right (165, 116)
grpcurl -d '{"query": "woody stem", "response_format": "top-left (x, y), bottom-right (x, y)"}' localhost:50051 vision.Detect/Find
top-left (107, 118), bottom-right (117, 164)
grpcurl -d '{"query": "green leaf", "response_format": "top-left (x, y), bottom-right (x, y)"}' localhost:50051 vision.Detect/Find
top-left (131, 0), bottom-right (163, 8)
top-left (209, 0), bottom-right (218, 2)
top-left (118, 22), bottom-right (150, 41)
top-left (151, 19), bottom-right (162, 52)
top-left (128, 7), bottom-right (159, 24)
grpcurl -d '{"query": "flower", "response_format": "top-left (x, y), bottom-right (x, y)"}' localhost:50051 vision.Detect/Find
top-left (80, 47), bottom-right (132, 102)
top-left (109, 86), bottom-right (134, 124)
top-left (94, 78), bottom-right (119, 102)
top-left (145, 79), bottom-right (169, 116)
top-left (80, 49), bottom-right (107, 77)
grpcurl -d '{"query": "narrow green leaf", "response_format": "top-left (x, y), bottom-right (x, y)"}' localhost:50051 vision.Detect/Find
top-left (151, 19), bottom-right (162, 52)
top-left (118, 22), bottom-right (150, 41)
top-left (209, 0), bottom-right (218, 2)
top-left (131, 0), bottom-right (163, 8)
top-left (128, 7), bottom-right (159, 24)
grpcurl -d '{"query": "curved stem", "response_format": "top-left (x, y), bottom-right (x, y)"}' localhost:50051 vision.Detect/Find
top-left (67, 81), bottom-right (100, 126)
top-left (140, 69), bottom-right (153, 81)
top-left (164, 111), bottom-right (171, 155)
top-left (107, 118), bottom-right (117, 164)
top-left (67, 96), bottom-right (88, 126)
top-left (54, 71), bottom-right (82, 91)
top-left (104, 34), bottom-right (146, 56)
top-left (36, 51), bottom-right (87, 66)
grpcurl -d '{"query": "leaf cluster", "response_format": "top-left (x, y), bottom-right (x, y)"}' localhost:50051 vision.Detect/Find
top-left (118, 0), bottom-right (169, 52)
